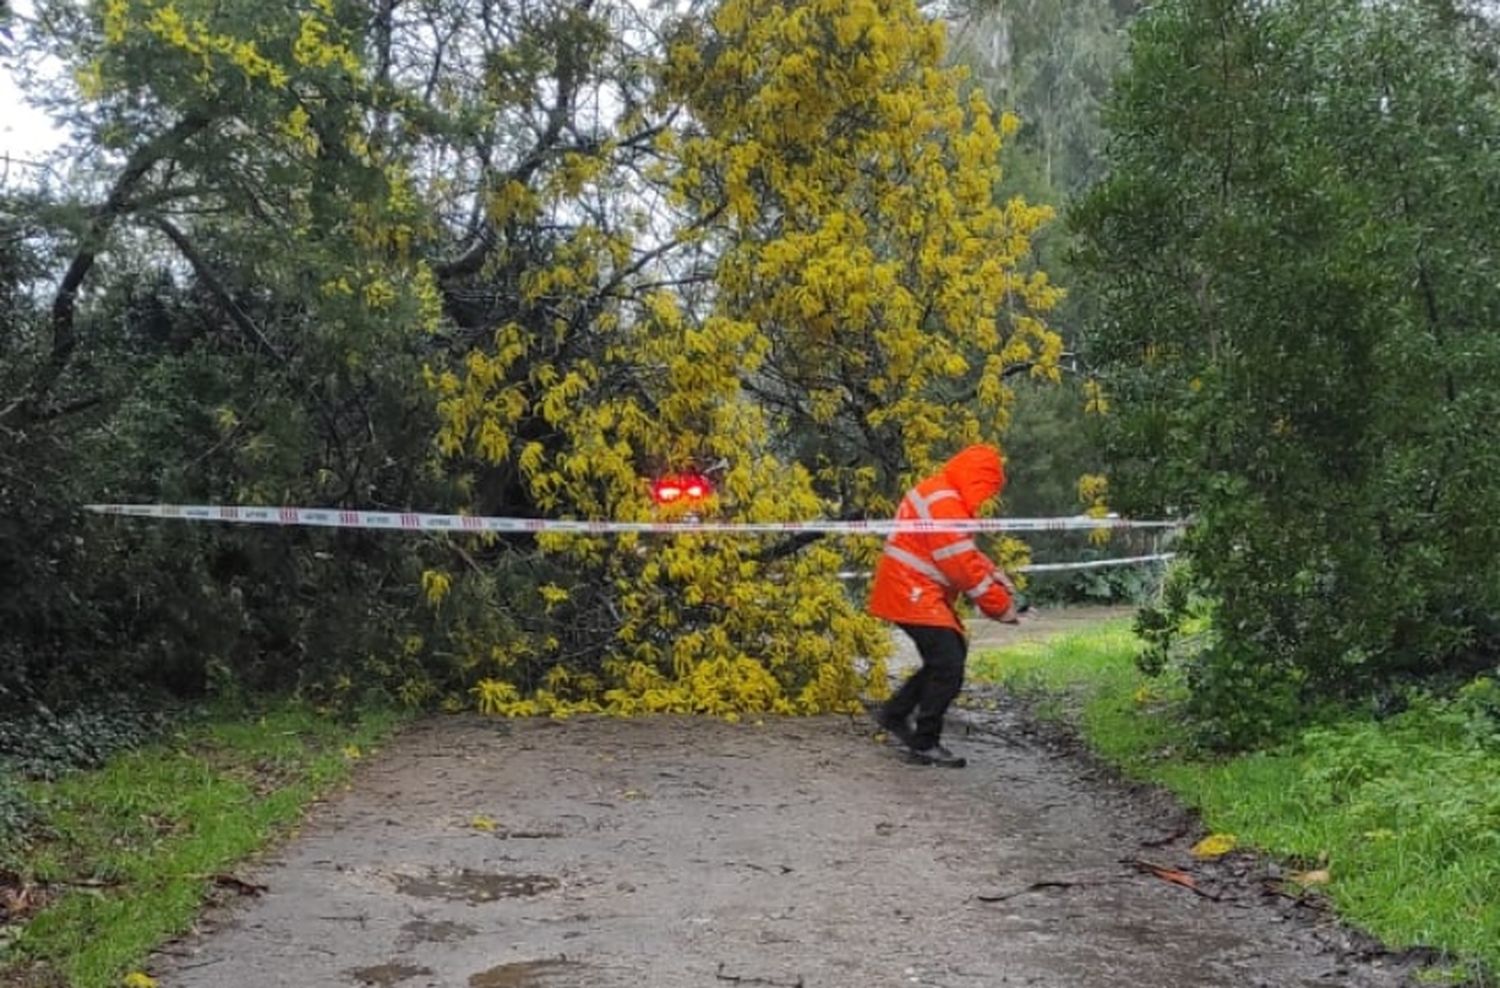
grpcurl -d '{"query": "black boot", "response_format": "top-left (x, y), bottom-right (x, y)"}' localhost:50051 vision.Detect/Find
top-left (906, 743), bottom-right (966, 768)
top-left (862, 699), bottom-right (915, 747)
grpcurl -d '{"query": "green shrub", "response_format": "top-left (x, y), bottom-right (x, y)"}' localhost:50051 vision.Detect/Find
top-left (1073, 0), bottom-right (1500, 745)
top-left (0, 702), bottom-right (172, 781)
top-left (1027, 554), bottom-right (1166, 606)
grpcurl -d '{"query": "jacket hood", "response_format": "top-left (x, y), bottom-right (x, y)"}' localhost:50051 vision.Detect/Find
top-left (940, 444), bottom-right (1005, 513)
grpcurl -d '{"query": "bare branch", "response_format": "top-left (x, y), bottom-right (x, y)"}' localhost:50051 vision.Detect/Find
top-left (31, 393), bottom-right (108, 424)
top-left (434, 0), bottom-right (598, 280)
top-left (149, 216), bottom-right (287, 363)
top-left (0, 113), bottom-right (210, 429)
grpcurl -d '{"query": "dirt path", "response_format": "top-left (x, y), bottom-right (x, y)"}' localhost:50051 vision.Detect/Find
top-left (155, 612), bottom-right (1421, 988)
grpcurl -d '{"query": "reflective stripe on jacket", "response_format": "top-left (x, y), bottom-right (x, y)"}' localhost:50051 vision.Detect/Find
top-left (868, 445), bottom-right (1015, 632)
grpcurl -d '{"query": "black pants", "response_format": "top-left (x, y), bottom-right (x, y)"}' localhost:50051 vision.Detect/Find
top-left (886, 623), bottom-right (967, 749)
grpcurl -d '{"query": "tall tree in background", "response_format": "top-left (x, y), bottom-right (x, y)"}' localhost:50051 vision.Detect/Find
top-left (941, 0), bottom-right (1136, 556)
top-left (951, 0), bottom-right (1135, 200)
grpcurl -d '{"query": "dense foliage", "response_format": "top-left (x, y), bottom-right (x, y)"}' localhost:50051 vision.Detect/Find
top-left (1, 0), bottom-right (1063, 722)
top-left (1073, 0), bottom-right (1500, 745)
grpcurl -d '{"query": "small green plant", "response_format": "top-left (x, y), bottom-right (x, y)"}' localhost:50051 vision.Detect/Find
top-left (1453, 675), bottom-right (1500, 748)
top-left (0, 768), bottom-right (37, 852)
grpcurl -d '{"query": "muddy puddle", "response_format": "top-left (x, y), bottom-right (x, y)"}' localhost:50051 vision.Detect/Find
top-left (347, 961), bottom-right (432, 986)
top-left (467, 958), bottom-right (587, 987)
top-left (393, 870), bottom-right (558, 903)
top-left (399, 918), bottom-right (477, 944)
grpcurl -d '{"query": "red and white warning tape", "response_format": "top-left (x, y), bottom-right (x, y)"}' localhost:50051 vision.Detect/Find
top-left (85, 503), bottom-right (1184, 536)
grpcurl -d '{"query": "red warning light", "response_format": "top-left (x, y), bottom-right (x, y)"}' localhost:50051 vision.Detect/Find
top-left (651, 472), bottom-right (713, 505)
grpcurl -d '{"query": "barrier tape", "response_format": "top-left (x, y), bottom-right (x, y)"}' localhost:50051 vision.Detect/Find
top-left (836, 552), bottom-right (1177, 579)
top-left (85, 503), bottom-right (1184, 536)
top-left (1016, 552), bottom-right (1178, 573)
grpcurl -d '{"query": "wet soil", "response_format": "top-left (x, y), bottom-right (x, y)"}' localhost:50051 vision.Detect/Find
top-left (152, 609), bottom-right (1427, 988)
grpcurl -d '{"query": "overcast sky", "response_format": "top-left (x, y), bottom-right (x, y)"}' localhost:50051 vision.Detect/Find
top-left (1, 0), bottom-right (65, 170)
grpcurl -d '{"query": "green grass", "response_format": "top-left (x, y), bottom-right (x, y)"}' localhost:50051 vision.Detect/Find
top-left (971, 622), bottom-right (1184, 768)
top-left (1, 703), bottom-right (403, 988)
top-left (972, 622), bottom-right (1500, 983)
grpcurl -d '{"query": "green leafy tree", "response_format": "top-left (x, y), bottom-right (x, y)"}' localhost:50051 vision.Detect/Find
top-left (1073, 0), bottom-right (1500, 745)
top-left (1, 0), bottom-right (467, 704)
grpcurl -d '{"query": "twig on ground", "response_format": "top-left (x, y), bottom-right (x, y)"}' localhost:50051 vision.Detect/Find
top-left (714, 962), bottom-right (807, 986)
top-left (730, 862), bottom-right (794, 875)
top-left (975, 878), bottom-right (1121, 902)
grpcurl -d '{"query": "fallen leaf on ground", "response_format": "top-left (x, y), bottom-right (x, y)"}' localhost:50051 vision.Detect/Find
top-left (1190, 833), bottom-right (1237, 859)
top-left (0, 877), bottom-right (44, 921)
top-left (470, 815), bottom-right (498, 832)
top-left (1124, 858), bottom-right (1220, 900)
top-left (122, 972), bottom-right (158, 988)
top-left (1291, 868), bottom-right (1331, 886)
top-left (1138, 861), bottom-right (1197, 889)
top-left (342, 744), bottom-right (362, 760)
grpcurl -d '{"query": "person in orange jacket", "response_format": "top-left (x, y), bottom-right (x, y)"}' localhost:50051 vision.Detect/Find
top-left (867, 444), bottom-right (1021, 767)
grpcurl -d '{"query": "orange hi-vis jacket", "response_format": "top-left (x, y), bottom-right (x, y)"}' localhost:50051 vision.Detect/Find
top-left (868, 445), bottom-right (1016, 633)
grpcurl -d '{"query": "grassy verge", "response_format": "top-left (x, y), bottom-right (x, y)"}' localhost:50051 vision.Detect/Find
top-left (971, 622), bottom-right (1500, 983)
top-left (0, 703), bottom-right (403, 988)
